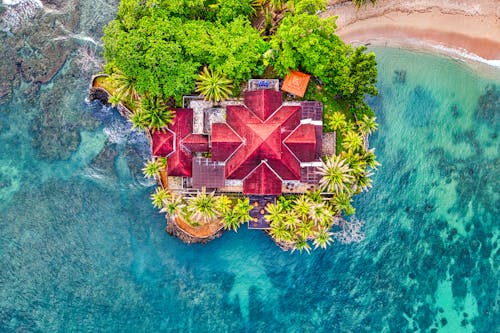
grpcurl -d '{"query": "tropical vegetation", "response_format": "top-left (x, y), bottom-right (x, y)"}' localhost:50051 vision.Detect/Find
top-left (102, 0), bottom-right (380, 252)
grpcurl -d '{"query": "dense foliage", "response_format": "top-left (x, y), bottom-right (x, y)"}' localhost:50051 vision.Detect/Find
top-left (104, 0), bottom-right (380, 252)
top-left (103, 0), bottom-right (377, 110)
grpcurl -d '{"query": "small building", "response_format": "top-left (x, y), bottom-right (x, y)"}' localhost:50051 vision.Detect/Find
top-left (281, 70), bottom-right (311, 98)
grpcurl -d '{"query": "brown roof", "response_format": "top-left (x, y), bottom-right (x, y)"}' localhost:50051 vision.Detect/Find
top-left (282, 70), bottom-right (311, 97)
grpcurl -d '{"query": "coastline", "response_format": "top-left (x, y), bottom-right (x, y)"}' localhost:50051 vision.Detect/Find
top-left (324, 0), bottom-right (500, 68)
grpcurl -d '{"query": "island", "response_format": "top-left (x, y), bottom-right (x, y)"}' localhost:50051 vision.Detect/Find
top-left (88, 0), bottom-right (379, 253)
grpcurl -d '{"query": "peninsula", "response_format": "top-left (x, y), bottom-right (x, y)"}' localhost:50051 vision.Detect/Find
top-left (89, 0), bottom-right (379, 253)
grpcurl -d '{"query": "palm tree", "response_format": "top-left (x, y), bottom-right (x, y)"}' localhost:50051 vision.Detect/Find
top-left (312, 227), bottom-right (334, 249)
top-left (130, 110), bottom-right (149, 131)
top-left (223, 198), bottom-right (252, 232)
top-left (160, 193), bottom-right (186, 219)
top-left (196, 67), bottom-right (233, 103)
top-left (142, 159), bottom-right (161, 179)
top-left (309, 201), bottom-right (334, 228)
top-left (357, 115), bottom-right (378, 135)
top-left (282, 214), bottom-right (298, 231)
top-left (186, 188), bottom-right (220, 225)
top-left (317, 154), bottom-right (355, 194)
top-left (332, 192), bottom-right (356, 216)
top-left (150, 187), bottom-right (169, 209)
top-left (216, 194), bottom-right (232, 216)
top-left (109, 67), bottom-right (139, 102)
top-left (108, 94), bottom-right (122, 107)
top-left (223, 211), bottom-right (240, 232)
top-left (342, 130), bottom-right (364, 152)
top-left (264, 201), bottom-right (285, 226)
top-left (363, 148), bottom-right (380, 170)
top-left (327, 112), bottom-right (347, 132)
top-left (292, 195), bottom-right (313, 222)
top-left (341, 150), bottom-right (366, 176)
top-left (292, 238), bottom-right (311, 254)
top-left (354, 170), bottom-right (373, 193)
top-left (233, 198), bottom-right (252, 224)
top-left (269, 223), bottom-right (293, 243)
top-left (136, 95), bottom-right (175, 132)
top-left (296, 220), bottom-right (314, 240)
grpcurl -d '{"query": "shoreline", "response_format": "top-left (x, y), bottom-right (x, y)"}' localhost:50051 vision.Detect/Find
top-left (324, 0), bottom-right (500, 68)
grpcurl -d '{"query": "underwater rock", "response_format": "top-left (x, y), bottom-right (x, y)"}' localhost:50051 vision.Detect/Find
top-left (88, 140), bottom-right (119, 181)
top-left (475, 84), bottom-right (499, 122)
top-left (393, 70), bottom-right (407, 84)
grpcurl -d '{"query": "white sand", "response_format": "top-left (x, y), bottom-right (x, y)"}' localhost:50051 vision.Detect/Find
top-left (323, 0), bottom-right (500, 64)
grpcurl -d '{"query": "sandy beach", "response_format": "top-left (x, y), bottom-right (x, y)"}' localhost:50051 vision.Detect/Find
top-left (323, 0), bottom-right (500, 64)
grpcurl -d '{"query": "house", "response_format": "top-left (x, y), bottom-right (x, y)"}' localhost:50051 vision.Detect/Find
top-left (151, 83), bottom-right (323, 197)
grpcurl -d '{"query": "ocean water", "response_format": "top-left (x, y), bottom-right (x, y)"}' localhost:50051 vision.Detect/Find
top-left (0, 43), bottom-right (499, 332)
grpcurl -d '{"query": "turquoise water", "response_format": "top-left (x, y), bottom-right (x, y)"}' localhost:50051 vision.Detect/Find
top-left (0, 47), bottom-right (499, 332)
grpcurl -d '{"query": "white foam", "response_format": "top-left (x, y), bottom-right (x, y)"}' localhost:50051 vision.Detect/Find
top-left (2, 0), bottom-right (42, 7)
top-left (431, 44), bottom-right (500, 69)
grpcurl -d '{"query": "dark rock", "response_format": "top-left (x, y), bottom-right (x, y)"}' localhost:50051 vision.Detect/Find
top-left (441, 317), bottom-right (447, 326)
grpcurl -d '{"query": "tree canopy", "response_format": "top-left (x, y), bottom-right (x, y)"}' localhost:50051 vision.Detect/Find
top-left (103, 0), bottom-right (377, 108)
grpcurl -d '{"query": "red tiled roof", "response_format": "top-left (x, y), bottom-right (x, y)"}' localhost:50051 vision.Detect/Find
top-left (244, 89), bottom-right (283, 121)
top-left (211, 91), bottom-right (303, 182)
top-left (183, 134), bottom-right (209, 153)
top-left (243, 162), bottom-right (282, 195)
top-left (151, 108), bottom-right (194, 177)
top-left (151, 130), bottom-right (174, 157)
top-left (282, 70), bottom-right (311, 97)
top-left (284, 124), bottom-right (316, 162)
top-left (211, 123), bottom-right (242, 161)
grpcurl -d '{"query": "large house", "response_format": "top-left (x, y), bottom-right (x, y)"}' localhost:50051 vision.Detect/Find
top-left (151, 83), bottom-right (325, 197)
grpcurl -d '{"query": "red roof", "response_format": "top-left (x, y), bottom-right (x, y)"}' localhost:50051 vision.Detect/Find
top-left (211, 123), bottom-right (242, 161)
top-left (243, 162), bottom-right (282, 195)
top-left (244, 89), bottom-right (283, 121)
top-left (183, 134), bottom-right (209, 153)
top-left (211, 91), bottom-right (305, 189)
top-left (151, 130), bottom-right (174, 156)
top-left (151, 108), bottom-right (194, 177)
top-left (284, 124), bottom-right (316, 162)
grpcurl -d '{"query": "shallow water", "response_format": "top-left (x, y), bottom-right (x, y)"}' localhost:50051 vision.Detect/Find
top-left (1, 40), bottom-right (499, 333)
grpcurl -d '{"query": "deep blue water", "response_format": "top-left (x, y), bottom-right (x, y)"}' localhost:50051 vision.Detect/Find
top-left (0, 44), bottom-right (499, 332)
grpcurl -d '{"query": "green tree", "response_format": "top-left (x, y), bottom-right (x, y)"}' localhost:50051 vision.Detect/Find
top-left (342, 130), bottom-right (364, 152)
top-left (143, 159), bottom-right (161, 179)
top-left (151, 187), bottom-right (169, 209)
top-left (109, 67), bottom-right (139, 102)
top-left (136, 95), bottom-right (175, 131)
top-left (270, 12), bottom-right (342, 77)
top-left (317, 155), bottom-right (355, 194)
top-left (327, 112), bottom-right (347, 132)
top-left (264, 201), bottom-right (285, 225)
top-left (293, 237), bottom-right (311, 254)
top-left (222, 198), bottom-right (251, 232)
top-left (186, 188), bottom-right (220, 225)
top-left (160, 193), bottom-right (186, 219)
top-left (335, 46), bottom-right (378, 105)
top-left (196, 67), bottom-right (233, 103)
top-left (357, 114), bottom-right (378, 135)
top-left (312, 227), bottom-right (333, 249)
top-left (216, 194), bottom-right (233, 216)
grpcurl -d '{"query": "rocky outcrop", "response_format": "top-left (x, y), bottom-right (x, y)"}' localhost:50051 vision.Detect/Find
top-left (165, 216), bottom-right (224, 244)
